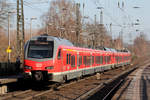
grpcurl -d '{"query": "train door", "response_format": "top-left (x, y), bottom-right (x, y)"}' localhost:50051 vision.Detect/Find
top-left (77, 52), bottom-right (79, 70)
top-left (112, 53), bottom-right (115, 64)
top-left (66, 52), bottom-right (71, 72)
top-left (57, 48), bottom-right (63, 72)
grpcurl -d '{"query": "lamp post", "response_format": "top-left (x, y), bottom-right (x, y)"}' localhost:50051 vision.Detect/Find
top-left (97, 7), bottom-right (104, 47)
top-left (45, 16), bottom-right (50, 34)
top-left (109, 23), bottom-right (113, 47)
top-left (7, 11), bottom-right (16, 62)
top-left (30, 17), bottom-right (37, 38)
top-left (46, 23), bottom-right (52, 35)
top-left (97, 7), bottom-right (104, 24)
top-left (61, 8), bottom-right (67, 38)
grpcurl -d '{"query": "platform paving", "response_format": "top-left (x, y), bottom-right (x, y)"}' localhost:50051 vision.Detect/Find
top-left (112, 63), bottom-right (150, 100)
top-left (124, 64), bottom-right (150, 100)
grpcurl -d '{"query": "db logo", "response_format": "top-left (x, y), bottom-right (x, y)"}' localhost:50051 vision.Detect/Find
top-left (36, 63), bottom-right (42, 67)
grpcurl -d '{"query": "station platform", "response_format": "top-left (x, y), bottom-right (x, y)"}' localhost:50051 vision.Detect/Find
top-left (112, 63), bottom-right (150, 100)
top-left (0, 74), bottom-right (23, 84)
top-left (0, 74), bottom-right (23, 94)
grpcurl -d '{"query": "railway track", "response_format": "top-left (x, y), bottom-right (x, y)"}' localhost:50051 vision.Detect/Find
top-left (1, 65), bottom-right (130, 100)
top-left (3, 59), bottom-right (149, 100)
top-left (32, 60), bottom-right (149, 100)
top-left (0, 81), bottom-right (57, 100)
top-left (2, 60), bottom-right (149, 100)
top-left (100, 60), bottom-right (150, 100)
top-left (85, 66), bottom-right (138, 100)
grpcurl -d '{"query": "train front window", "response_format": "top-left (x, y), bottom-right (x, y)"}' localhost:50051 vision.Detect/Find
top-left (28, 41), bottom-right (54, 59)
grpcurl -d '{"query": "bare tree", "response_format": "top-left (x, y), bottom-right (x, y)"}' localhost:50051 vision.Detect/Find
top-left (40, 0), bottom-right (82, 43)
top-left (0, 0), bottom-right (13, 29)
top-left (133, 33), bottom-right (148, 57)
top-left (0, 1), bottom-right (14, 62)
top-left (85, 22), bottom-right (111, 48)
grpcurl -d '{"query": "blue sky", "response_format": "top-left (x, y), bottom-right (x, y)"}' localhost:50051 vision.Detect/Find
top-left (9, 0), bottom-right (150, 43)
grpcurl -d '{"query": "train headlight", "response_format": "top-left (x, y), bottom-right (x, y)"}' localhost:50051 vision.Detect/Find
top-left (24, 66), bottom-right (32, 69)
top-left (45, 66), bottom-right (54, 70)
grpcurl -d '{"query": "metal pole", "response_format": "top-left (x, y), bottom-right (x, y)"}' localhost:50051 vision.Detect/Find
top-left (8, 13), bottom-right (10, 62)
top-left (93, 14), bottom-right (97, 48)
top-left (21, 0), bottom-right (25, 72)
top-left (100, 10), bottom-right (103, 24)
top-left (47, 24), bottom-right (48, 34)
top-left (17, 0), bottom-right (20, 57)
top-left (30, 19), bottom-right (32, 38)
top-left (121, 27), bottom-right (123, 48)
top-left (76, 3), bottom-right (80, 45)
top-left (110, 23), bottom-right (113, 47)
top-left (100, 10), bottom-right (104, 47)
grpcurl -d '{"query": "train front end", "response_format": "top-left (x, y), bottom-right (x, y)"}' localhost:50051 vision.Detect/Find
top-left (24, 36), bottom-right (55, 81)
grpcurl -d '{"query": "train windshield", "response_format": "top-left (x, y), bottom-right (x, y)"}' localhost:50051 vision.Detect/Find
top-left (28, 41), bottom-right (54, 59)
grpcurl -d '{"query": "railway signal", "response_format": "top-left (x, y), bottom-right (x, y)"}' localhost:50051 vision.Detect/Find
top-left (6, 46), bottom-right (12, 53)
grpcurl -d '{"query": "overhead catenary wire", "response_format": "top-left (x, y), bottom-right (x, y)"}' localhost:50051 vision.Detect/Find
top-left (23, 1), bottom-right (44, 12)
top-left (10, 0), bottom-right (49, 12)
top-left (92, 0), bottom-right (122, 27)
top-left (92, 0), bottom-right (135, 28)
top-left (24, 0), bottom-right (50, 4)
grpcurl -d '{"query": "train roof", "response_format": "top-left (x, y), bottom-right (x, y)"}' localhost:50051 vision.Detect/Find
top-left (30, 35), bottom-right (74, 47)
top-left (29, 34), bottom-right (130, 54)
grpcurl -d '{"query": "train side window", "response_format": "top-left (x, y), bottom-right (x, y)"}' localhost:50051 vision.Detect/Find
top-left (66, 54), bottom-right (69, 64)
top-left (107, 56), bottom-right (108, 63)
top-left (86, 56), bottom-right (88, 66)
top-left (105, 56), bottom-right (107, 64)
top-left (101, 56), bottom-right (103, 64)
top-left (97, 56), bottom-right (99, 64)
top-left (108, 56), bottom-right (111, 63)
top-left (83, 56), bottom-right (86, 66)
top-left (121, 56), bottom-right (122, 61)
top-left (87, 56), bottom-right (91, 66)
top-left (57, 49), bottom-right (61, 60)
top-left (71, 55), bottom-right (75, 67)
top-left (95, 56), bottom-right (97, 64)
top-left (95, 56), bottom-right (96, 64)
top-left (117, 56), bottom-right (118, 62)
top-left (79, 56), bottom-right (82, 66)
top-left (98, 56), bottom-right (100, 64)
top-left (92, 56), bottom-right (94, 65)
top-left (69, 54), bottom-right (71, 64)
top-left (95, 56), bottom-right (98, 64)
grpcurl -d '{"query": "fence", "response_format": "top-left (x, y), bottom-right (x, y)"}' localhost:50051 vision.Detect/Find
top-left (0, 62), bottom-right (19, 76)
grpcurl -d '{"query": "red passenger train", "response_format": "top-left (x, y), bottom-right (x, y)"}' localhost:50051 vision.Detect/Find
top-left (24, 35), bottom-right (131, 82)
